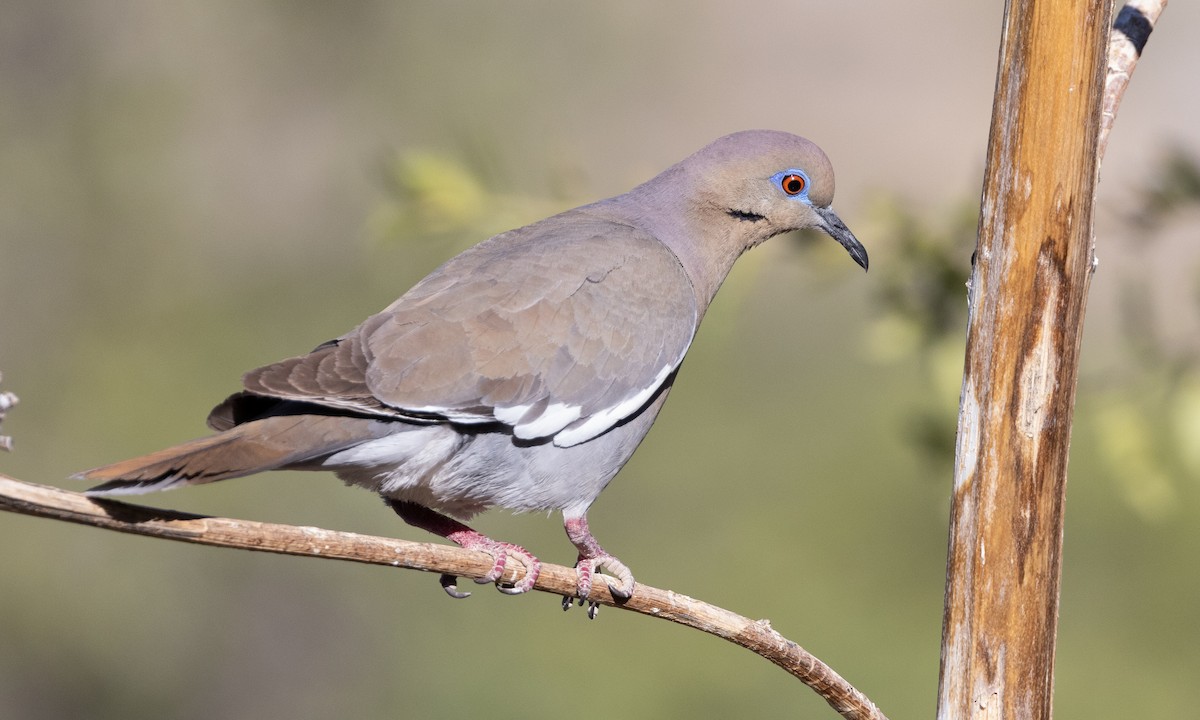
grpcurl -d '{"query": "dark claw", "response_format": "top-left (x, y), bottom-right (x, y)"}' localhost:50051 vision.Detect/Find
top-left (561, 590), bottom-right (601, 620)
top-left (440, 574), bottom-right (472, 599)
top-left (496, 582), bottom-right (525, 596)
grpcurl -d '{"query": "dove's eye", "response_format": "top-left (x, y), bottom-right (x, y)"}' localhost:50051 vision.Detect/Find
top-left (780, 174), bottom-right (807, 196)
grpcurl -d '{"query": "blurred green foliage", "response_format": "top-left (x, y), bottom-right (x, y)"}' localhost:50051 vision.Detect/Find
top-left (1133, 145), bottom-right (1200, 230)
top-left (862, 196), bottom-right (977, 466)
top-left (865, 149), bottom-right (1200, 521)
top-left (1091, 149), bottom-right (1200, 521)
top-left (1, 4), bottom-right (1199, 720)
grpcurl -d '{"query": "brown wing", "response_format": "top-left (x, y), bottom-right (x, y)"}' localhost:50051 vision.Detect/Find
top-left (233, 209), bottom-right (698, 447)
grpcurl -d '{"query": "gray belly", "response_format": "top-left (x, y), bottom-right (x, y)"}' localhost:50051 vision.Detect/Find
top-left (318, 390), bottom-right (670, 519)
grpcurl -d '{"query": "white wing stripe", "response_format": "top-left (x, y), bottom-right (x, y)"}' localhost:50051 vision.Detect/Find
top-left (552, 364), bottom-right (674, 447)
top-left (493, 404), bottom-right (533, 425)
top-left (513, 402), bottom-right (583, 439)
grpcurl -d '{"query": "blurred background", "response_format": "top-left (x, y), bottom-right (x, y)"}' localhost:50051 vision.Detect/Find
top-left (2, 2), bottom-right (1198, 718)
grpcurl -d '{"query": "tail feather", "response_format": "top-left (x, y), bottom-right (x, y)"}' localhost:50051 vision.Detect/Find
top-left (76, 414), bottom-right (380, 496)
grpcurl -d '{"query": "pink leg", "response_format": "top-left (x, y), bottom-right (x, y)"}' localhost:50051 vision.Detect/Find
top-left (564, 515), bottom-right (635, 614)
top-left (387, 499), bottom-right (540, 598)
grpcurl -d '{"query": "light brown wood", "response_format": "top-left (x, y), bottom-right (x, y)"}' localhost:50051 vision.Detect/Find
top-left (937, 1), bottom-right (1114, 718)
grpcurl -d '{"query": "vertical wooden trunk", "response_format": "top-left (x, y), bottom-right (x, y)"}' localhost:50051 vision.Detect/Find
top-left (937, 1), bottom-right (1112, 718)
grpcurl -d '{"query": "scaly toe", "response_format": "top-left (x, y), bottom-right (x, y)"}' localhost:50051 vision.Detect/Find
top-left (573, 555), bottom-right (635, 602)
top-left (472, 545), bottom-right (508, 585)
top-left (493, 542), bottom-right (541, 595)
top-left (575, 558), bottom-right (596, 599)
top-left (600, 556), bottom-right (635, 599)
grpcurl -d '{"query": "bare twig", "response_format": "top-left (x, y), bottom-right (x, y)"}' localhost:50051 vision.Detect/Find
top-left (1098, 0), bottom-right (1169, 166)
top-left (0, 473), bottom-right (887, 720)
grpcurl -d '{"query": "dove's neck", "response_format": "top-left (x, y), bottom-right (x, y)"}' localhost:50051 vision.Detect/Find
top-left (593, 179), bottom-right (763, 316)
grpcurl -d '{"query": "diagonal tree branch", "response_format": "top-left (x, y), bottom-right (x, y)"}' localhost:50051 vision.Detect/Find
top-left (0, 473), bottom-right (888, 720)
top-left (1098, 0), bottom-right (1168, 166)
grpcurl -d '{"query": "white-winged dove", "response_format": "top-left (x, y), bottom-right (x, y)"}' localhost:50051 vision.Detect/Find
top-left (77, 130), bottom-right (867, 608)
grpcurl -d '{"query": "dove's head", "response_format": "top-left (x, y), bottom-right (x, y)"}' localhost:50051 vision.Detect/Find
top-left (598, 130), bottom-right (867, 305)
top-left (676, 129), bottom-right (867, 270)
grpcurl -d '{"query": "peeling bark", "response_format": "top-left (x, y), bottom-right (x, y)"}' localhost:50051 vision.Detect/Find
top-left (937, 1), bottom-right (1114, 718)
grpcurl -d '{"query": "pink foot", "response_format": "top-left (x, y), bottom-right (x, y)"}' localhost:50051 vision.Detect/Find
top-left (455, 535), bottom-right (541, 596)
top-left (387, 499), bottom-right (541, 597)
top-left (563, 515), bottom-right (635, 618)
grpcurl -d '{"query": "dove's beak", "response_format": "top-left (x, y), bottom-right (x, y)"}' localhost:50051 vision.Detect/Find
top-left (816, 206), bottom-right (868, 271)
